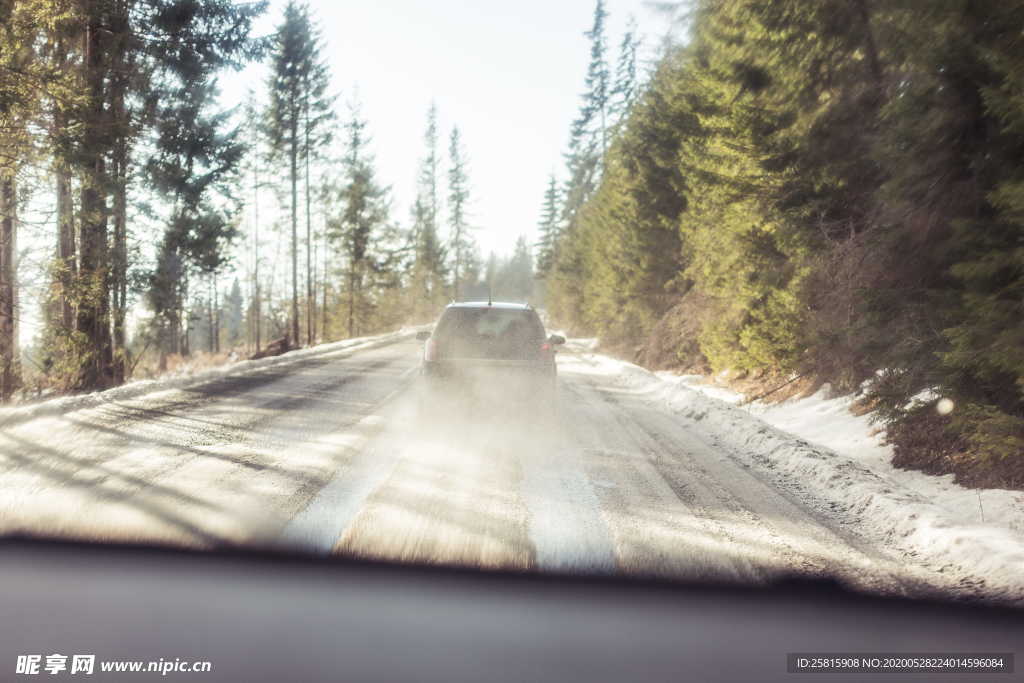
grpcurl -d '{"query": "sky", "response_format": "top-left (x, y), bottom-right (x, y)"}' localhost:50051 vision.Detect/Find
top-left (224, 0), bottom-right (676, 258)
top-left (12, 0), bottom-right (678, 348)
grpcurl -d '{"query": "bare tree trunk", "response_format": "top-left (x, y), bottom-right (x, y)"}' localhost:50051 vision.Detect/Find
top-left (253, 237), bottom-right (261, 353)
top-left (312, 240), bottom-right (317, 342)
top-left (77, 158), bottom-right (113, 389)
top-left (111, 149), bottom-right (127, 383)
top-left (252, 122), bottom-right (261, 354)
top-left (51, 33), bottom-right (77, 339)
top-left (321, 228), bottom-right (328, 341)
top-left (208, 276), bottom-right (215, 352)
top-left (214, 274), bottom-right (220, 353)
top-left (348, 265), bottom-right (355, 338)
top-left (290, 123), bottom-right (300, 347)
top-left (251, 224), bottom-right (261, 355)
top-left (110, 0), bottom-right (129, 385)
top-left (170, 255), bottom-right (181, 357)
top-left (0, 173), bottom-right (20, 401)
top-left (56, 165), bottom-right (75, 332)
top-left (453, 230), bottom-right (462, 301)
top-left (304, 109), bottom-right (314, 346)
top-left (180, 268), bottom-right (189, 357)
top-left (245, 238), bottom-right (252, 354)
top-left (249, 208), bottom-right (257, 354)
top-left (76, 17), bottom-right (114, 390)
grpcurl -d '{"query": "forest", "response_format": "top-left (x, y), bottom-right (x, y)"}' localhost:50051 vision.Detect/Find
top-left (0, 0), bottom-right (536, 398)
top-left (541, 0), bottom-right (1024, 486)
top-left (2, 0), bottom-right (1022, 489)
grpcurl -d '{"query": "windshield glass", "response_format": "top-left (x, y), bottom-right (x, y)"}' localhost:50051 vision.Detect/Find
top-left (434, 308), bottom-right (545, 359)
top-left (1, 0), bottom-right (1022, 621)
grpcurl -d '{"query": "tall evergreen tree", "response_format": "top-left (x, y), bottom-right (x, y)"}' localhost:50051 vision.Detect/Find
top-left (485, 251), bottom-right (499, 298)
top-left (447, 126), bottom-right (472, 300)
top-left (0, 170), bottom-right (19, 401)
top-left (0, 0), bottom-right (40, 399)
top-left (581, 0), bottom-right (611, 160)
top-left (408, 103), bottom-right (447, 320)
top-left (84, 0), bottom-right (260, 386)
top-left (499, 236), bottom-right (534, 302)
top-left (420, 102), bottom-right (442, 248)
top-left (241, 89), bottom-right (268, 353)
top-left (1, 0), bottom-right (260, 393)
top-left (44, 5), bottom-right (82, 360)
top-left (548, 0), bottom-right (613, 327)
top-left (298, 10), bottom-right (335, 347)
top-left (224, 277), bottom-right (244, 348)
top-left (145, 75), bottom-right (246, 367)
top-left (72, 1), bottom-right (118, 387)
top-left (329, 101), bottom-right (390, 337)
top-left (610, 16), bottom-right (641, 128)
top-left (544, 0), bottom-right (1024, 481)
top-left (267, 0), bottom-right (328, 347)
top-left (459, 242), bottom-right (485, 300)
top-left (535, 175), bottom-right (561, 277)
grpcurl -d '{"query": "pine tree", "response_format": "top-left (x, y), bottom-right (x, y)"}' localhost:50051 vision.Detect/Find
top-left (72, 2), bottom-right (117, 387)
top-left (886, 0), bottom-right (1024, 467)
top-left (535, 175), bottom-right (561, 277)
top-left (34, 2), bottom-right (84, 387)
top-left (579, 49), bottom-right (691, 346)
top-left (540, 0), bottom-right (1024, 480)
top-left (267, 0), bottom-right (328, 347)
top-left (299, 10), bottom-right (335, 347)
top-left (241, 89), bottom-right (268, 353)
top-left (224, 278), bottom-right (244, 348)
top-left (459, 242), bottom-right (485, 300)
top-left (0, 170), bottom-right (18, 402)
top-left (547, 0), bottom-right (611, 328)
top-left (408, 103), bottom-right (448, 321)
top-left (0, 0), bottom-right (39, 399)
top-left (329, 100), bottom-right (390, 337)
top-left (69, 0), bottom-right (261, 385)
top-left (581, 0), bottom-right (611, 160)
top-left (145, 74), bottom-right (245, 365)
top-left (501, 236), bottom-right (534, 302)
top-left (447, 126), bottom-right (472, 300)
top-left (610, 16), bottom-right (641, 129)
top-left (420, 102), bottom-right (442, 248)
top-left (485, 252), bottom-right (499, 298)
top-left (549, 117), bottom-right (597, 330)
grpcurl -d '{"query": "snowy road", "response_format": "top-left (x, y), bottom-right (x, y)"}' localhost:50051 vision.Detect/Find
top-left (0, 338), bottom-right (974, 598)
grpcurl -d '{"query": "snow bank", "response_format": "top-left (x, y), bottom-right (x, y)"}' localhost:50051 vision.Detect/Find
top-left (567, 342), bottom-right (1024, 601)
top-left (0, 327), bottom-right (421, 430)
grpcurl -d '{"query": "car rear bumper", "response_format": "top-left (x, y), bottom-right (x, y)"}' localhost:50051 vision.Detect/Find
top-left (421, 359), bottom-right (555, 403)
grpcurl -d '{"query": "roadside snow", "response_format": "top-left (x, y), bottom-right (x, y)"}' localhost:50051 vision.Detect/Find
top-left (0, 328), bottom-right (421, 430)
top-left (567, 343), bottom-right (1024, 601)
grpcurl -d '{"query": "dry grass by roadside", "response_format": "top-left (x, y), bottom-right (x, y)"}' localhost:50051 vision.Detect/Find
top-left (132, 349), bottom-right (240, 380)
top-left (888, 408), bottom-right (1024, 492)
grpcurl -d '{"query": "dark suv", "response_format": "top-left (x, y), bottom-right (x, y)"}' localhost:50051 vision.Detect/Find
top-left (416, 301), bottom-right (565, 413)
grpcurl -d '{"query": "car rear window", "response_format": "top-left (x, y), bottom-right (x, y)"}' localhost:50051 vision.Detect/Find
top-left (434, 308), bottom-right (546, 360)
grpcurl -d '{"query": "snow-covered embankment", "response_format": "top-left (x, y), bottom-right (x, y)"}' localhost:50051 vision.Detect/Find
top-left (0, 328), bottom-right (420, 430)
top-left (568, 340), bottom-right (1024, 601)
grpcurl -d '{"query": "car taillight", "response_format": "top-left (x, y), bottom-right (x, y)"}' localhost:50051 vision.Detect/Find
top-left (541, 343), bottom-right (551, 352)
top-left (425, 338), bottom-right (438, 361)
